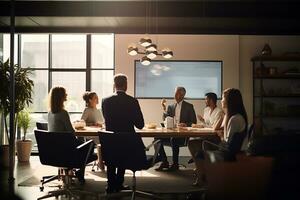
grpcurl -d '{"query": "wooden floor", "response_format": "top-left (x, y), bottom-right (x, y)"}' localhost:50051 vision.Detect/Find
top-left (1, 156), bottom-right (204, 200)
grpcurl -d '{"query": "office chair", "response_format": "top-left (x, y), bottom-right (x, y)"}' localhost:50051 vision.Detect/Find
top-left (164, 137), bottom-right (189, 169)
top-left (36, 122), bottom-right (48, 131)
top-left (202, 124), bottom-right (254, 162)
top-left (34, 129), bottom-right (97, 200)
top-left (98, 131), bottom-right (163, 200)
top-left (35, 121), bottom-right (59, 191)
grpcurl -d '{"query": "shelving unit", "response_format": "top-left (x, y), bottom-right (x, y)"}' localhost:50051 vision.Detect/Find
top-left (252, 55), bottom-right (300, 135)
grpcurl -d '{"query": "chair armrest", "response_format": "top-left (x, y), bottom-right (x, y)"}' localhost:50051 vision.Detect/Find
top-left (145, 140), bottom-right (161, 151)
top-left (76, 139), bottom-right (94, 150)
top-left (202, 140), bottom-right (228, 151)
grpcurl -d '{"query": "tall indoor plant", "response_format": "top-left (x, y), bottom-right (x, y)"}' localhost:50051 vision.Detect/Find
top-left (16, 109), bottom-right (32, 162)
top-left (0, 59), bottom-right (34, 165)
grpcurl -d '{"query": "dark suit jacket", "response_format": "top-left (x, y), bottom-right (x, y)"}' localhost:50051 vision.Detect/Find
top-left (102, 91), bottom-right (144, 132)
top-left (163, 100), bottom-right (197, 127)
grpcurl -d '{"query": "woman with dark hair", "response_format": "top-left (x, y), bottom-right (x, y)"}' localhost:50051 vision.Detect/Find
top-left (81, 91), bottom-right (105, 171)
top-left (47, 86), bottom-right (97, 184)
top-left (193, 88), bottom-right (248, 186)
top-left (81, 91), bottom-right (103, 126)
top-left (48, 86), bottom-right (74, 132)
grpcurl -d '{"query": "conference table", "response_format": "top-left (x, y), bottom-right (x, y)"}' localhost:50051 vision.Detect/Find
top-left (75, 126), bottom-right (219, 138)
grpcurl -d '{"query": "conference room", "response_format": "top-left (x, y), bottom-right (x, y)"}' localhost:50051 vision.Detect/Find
top-left (1, 1), bottom-right (300, 200)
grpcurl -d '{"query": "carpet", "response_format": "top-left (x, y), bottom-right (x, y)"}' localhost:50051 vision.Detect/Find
top-left (18, 167), bottom-right (203, 194)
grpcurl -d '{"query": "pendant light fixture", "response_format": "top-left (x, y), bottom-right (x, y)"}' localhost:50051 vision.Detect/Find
top-left (127, 0), bottom-right (173, 65)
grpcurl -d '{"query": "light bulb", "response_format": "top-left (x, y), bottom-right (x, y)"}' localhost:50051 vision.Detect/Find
top-left (141, 56), bottom-right (151, 66)
top-left (139, 38), bottom-right (152, 47)
top-left (146, 51), bottom-right (158, 59)
top-left (162, 49), bottom-right (173, 59)
top-left (146, 44), bottom-right (157, 51)
top-left (127, 45), bottom-right (138, 56)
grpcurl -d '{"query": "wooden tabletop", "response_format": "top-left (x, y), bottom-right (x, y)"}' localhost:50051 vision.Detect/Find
top-left (75, 126), bottom-right (217, 138)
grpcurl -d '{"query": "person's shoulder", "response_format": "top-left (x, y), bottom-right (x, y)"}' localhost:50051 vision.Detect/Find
top-left (230, 114), bottom-right (245, 123)
top-left (183, 100), bottom-right (193, 107)
top-left (82, 107), bottom-right (89, 112)
top-left (215, 107), bottom-right (223, 114)
top-left (102, 94), bottom-right (116, 101)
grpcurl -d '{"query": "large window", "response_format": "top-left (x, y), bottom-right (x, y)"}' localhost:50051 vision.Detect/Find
top-left (3, 34), bottom-right (115, 152)
top-left (135, 60), bottom-right (222, 99)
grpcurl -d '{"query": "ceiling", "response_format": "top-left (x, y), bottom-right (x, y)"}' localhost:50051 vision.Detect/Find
top-left (0, 0), bottom-right (300, 34)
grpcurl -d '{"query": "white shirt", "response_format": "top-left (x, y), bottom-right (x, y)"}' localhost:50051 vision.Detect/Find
top-left (222, 114), bottom-right (246, 142)
top-left (175, 100), bottom-right (183, 124)
top-left (202, 106), bottom-right (223, 128)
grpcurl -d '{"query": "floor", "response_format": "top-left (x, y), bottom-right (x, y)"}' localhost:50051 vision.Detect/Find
top-left (1, 156), bottom-right (205, 200)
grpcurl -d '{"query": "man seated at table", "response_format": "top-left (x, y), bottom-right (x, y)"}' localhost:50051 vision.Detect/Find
top-left (154, 86), bottom-right (197, 171)
top-left (195, 92), bottom-right (224, 130)
top-left (188, 92), bottom-right (223, 166)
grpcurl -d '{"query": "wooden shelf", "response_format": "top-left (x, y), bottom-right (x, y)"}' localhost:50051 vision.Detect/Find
top-left (255, 116), bottom-right (300, 119)
top-left (254, 95), bottom-right (300, 98)
top-left (252, 55), bottom-right (300, 61)
top-left (254, 75), bottom-right (300, 79)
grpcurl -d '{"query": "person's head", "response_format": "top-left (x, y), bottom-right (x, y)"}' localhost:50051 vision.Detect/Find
top-left (83, 91), bottom-right (98, 108)
top-left (174, 87), bottom-right (186, 103)
top-left (48, 86), bottom-right (67, 113)
top-left (222, 88), bottom-right (248, 125)
top-left (205, 92), bottom-right (217, 107)
top-left (114, 74), bottom-right (127, 92)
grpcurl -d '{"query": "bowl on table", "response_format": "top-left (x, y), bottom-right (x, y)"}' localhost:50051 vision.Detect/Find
top-left (145, 123), bottom-right (157, 129)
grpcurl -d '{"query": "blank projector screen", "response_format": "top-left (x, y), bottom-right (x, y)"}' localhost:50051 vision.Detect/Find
top-left (135, 60), bottom-right (222, 99)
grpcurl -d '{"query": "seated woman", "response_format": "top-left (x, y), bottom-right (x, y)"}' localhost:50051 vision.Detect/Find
top-left (81, 91), bottom-right (103, 126)
top-left (48, 86), bottom-right (97, 184)
top-left (192, 88), bottom-right (248, 186)
top-left (81, 91), bottom-right (105, 171)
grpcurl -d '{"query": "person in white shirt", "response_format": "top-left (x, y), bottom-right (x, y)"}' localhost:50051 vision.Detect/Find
top-left (188, 93), bottom-right (224, 168)
top-left (195, 92), bottom-right (224, 130)
top-left (192, 88), bottom-right (248, 187)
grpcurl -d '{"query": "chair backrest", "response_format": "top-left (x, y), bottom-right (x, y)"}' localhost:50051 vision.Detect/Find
top-left (247, 123), bottom-right (254, 141)
top-left (225, 130), bottom-right (247, 161)
top-left (34, 129), bottom-right (83, 168)
top-left (99, 132), bottom-right (149, 172)
top-left (205, 156), bottom-right (273, 200)
top-left (36, 122), bottom-right (48, 131)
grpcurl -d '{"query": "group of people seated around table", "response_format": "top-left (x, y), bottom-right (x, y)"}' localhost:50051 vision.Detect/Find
top-left (46, 73), bottom-right (247, 193)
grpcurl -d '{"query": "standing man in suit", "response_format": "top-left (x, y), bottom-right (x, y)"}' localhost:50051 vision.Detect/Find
top-left (155, 86), bottom-right (197, 171)
top-left (102, 74), bottom-right (144, 193)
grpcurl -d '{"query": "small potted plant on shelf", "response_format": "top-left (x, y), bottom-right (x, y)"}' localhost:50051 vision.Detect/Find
top-left (16, 109), bottom-right (32, 162)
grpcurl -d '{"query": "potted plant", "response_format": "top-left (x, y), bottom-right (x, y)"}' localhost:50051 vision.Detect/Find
top-left (16, 109), bottom-right (32, 162)
top-left (0, 59), bottom-right (34, 166)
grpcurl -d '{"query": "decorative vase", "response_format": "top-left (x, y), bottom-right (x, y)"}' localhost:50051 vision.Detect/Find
top-left (262, 44), bottom-right (272, 56)
top-left (16, 139), bottom-right (32, 162)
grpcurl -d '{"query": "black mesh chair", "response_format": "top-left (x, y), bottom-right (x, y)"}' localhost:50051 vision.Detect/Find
top-left (34, 129), bottom-right (97, 200)
top-left (36, 122), bottom-right (48, 131)
top-left (98, 131), bottom-right (163, 200)
top-left (35, 122), bottom-right (56, 190)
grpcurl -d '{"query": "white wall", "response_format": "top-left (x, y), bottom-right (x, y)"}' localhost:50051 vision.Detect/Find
top-left (115, 34), bottom-right (240, 155)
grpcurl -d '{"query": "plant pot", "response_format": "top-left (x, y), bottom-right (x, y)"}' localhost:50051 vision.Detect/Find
top-left (16, 140), bottom-right (32, 162)
top-left (0, 144), bottom-right (10, 167)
